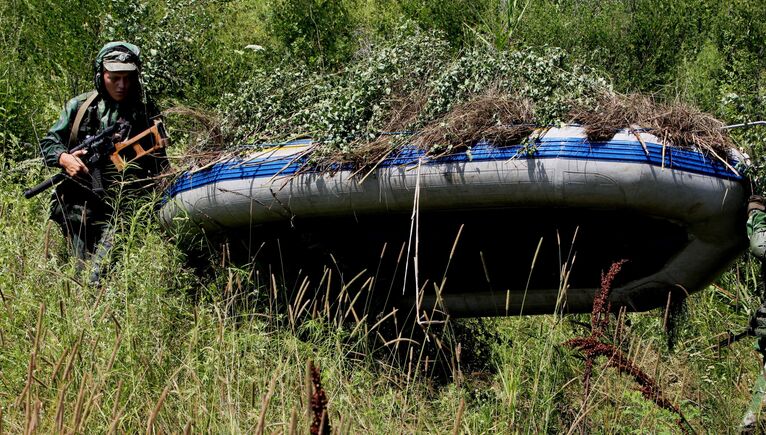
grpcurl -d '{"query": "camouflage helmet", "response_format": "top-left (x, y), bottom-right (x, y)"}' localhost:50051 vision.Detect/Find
top-left (94, 41), bottom-right (142, 99)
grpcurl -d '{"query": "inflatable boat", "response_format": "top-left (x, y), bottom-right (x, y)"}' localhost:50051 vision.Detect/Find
top-left (161, 126), bottom-right (748, 316)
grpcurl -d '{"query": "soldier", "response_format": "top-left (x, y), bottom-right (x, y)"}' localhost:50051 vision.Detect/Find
top-left (742, 194), bottom-right (766, 432)
top-left (38, 41), bottom-right (167, 282)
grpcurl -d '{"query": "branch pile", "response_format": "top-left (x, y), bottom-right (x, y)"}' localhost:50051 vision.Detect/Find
top-left (177, 23), bottom-right (736, 171)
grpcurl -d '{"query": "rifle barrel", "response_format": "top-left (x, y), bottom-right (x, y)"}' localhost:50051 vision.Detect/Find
top-left (715, 330), bottom-right (752, 350)
top-left (23, 173), bottom-right (67, 199)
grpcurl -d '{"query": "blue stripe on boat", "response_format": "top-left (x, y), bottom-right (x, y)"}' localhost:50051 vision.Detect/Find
top-left (165, 137), bottom-right (742, 199)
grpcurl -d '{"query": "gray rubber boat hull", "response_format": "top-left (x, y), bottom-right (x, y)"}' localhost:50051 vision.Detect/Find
top-left (161, 126), bottom-right (748, 315)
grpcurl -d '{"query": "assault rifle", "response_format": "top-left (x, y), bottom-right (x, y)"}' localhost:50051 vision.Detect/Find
top-left (24, 119), bottom-right (168, 199)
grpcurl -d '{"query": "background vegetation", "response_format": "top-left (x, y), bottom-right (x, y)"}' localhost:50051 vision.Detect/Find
top-left (1, 0), bottom-right (766, 432)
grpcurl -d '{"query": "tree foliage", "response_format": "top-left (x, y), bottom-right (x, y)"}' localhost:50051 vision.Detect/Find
top-left (269, 0), bottom-right (354, 68)
top-left (3, 0), bottom-right (765, 163)
top-left (2, 1), bottom-right (766, 432)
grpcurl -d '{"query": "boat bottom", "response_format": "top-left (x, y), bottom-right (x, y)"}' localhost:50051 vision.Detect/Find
top-left (203, 207), bottom-right (695, 316)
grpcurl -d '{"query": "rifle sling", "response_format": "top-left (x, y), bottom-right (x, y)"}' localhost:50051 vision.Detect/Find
top-left (68, 91), bottom-right (100, 149)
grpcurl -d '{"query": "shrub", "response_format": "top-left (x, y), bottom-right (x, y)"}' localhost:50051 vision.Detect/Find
top-left (268, 0), bottom-right (354, 69)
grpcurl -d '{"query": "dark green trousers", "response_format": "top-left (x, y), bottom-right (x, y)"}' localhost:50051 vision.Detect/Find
top-left (50, 185), bottom-right (114, 285)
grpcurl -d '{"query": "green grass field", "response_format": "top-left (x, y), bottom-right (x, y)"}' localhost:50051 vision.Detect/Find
top-left (2, 0), bottom-right (766, 432)
top-left (1, 165), bottom-right (764, 432)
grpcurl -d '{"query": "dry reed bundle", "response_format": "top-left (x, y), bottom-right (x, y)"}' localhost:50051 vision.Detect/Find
top-left (379, 90), bottom-right (430, 133)
top-left (412, 90), bottom-right (536, 152)
top-left (178, 89), bottom-right (737, 176)
top-left (650, 102), bottom-right (733, 155)
top-left (163, 106), bottom-right (227, 168)
top-left (569, 93), bottom-right (734, 157)
top-left (303, 138), bottom-right (399, 181)
top-left (569, 93), bottom-right (654, 142)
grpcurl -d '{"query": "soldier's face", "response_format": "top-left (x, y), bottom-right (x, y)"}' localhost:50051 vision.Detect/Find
top-left (103, 71), bottom-right (135, 102)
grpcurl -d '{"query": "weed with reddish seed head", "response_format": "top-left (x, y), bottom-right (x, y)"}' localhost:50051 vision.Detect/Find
top-left (565, 260), bottom-right (693, 434)
top-left (309, 361), bottom-right (331, 435)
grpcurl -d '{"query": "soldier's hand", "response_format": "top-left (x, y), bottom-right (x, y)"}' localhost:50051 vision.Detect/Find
top-left (59, 150), bottom-right (89, 177)
top-left (748, 195), bottom-right (765, 215)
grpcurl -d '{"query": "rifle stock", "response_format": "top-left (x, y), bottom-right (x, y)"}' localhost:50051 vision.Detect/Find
top-left (110, 119), bottom-right (168, 171)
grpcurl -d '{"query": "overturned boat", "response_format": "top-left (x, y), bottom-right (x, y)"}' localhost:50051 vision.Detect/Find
top-left (160, 126), bottom-right (748, 316)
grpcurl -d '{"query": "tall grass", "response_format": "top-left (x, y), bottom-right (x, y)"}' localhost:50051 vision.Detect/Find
top-left (1, 162), bottom-right (764, 432)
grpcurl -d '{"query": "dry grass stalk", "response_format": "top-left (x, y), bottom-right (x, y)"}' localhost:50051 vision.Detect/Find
top-left (107, 409), bottom-right (123, 435)
top-left (79, 392), bottom-right (102, 433)
top-left (255, 373), bottom-right (278, 435)
top-left (18, 356), bottom-right (34, 411)
top-left (18, 302), bottom-right (45, 431)
top-left (62, 331), bottom-right (84, 382)
top-left (102, 335), bottom-right (122, 376)
top-left (336, 139), bottom-right (399, 171)
top-left (163, 106), bottom-right (224, 151)
top-left (54, 380), bottom-right (70, 433)
top-left (412, 89), bottom-right (535, 152)
top-left (43, 221), bottom-right (51, 259)
top-left (107, 380), bottom-right (124, 435)
top-left (145, 384), bottom-right (171, 435)
top-left (24, 400), bottom-right (40, 435)
top-left (71, 373), bottom-right (91, 433)
top-left (288, 407), bottom-right (298, 435)
top-left (110, 379), bottom-right (123, 423)
top-left (380, 90), bottom-right (430, 132)
top-left (304, 360), bottom-right (313, 416)
top-left (451, 398), bottom-right (465, 435)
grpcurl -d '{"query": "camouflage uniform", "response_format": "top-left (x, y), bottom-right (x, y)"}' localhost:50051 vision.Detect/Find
top-left (747, 196), bottom-right (766, 336)
top-left (742, 196), bottom-right (766, 432)
top-left (39, 41), bottom-right (167, 270)
top-left (748, 207), bottom-right (766, 261)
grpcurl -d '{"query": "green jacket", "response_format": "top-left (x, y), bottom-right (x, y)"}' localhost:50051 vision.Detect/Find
top-left (41, 91), bottom-right (167, 232)
top-left (749, 210), bottom-right (766, 261)
top-left (39, 91), bottom-right (166, 177)
top-left (40, 41), bottom-right (165, 186)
